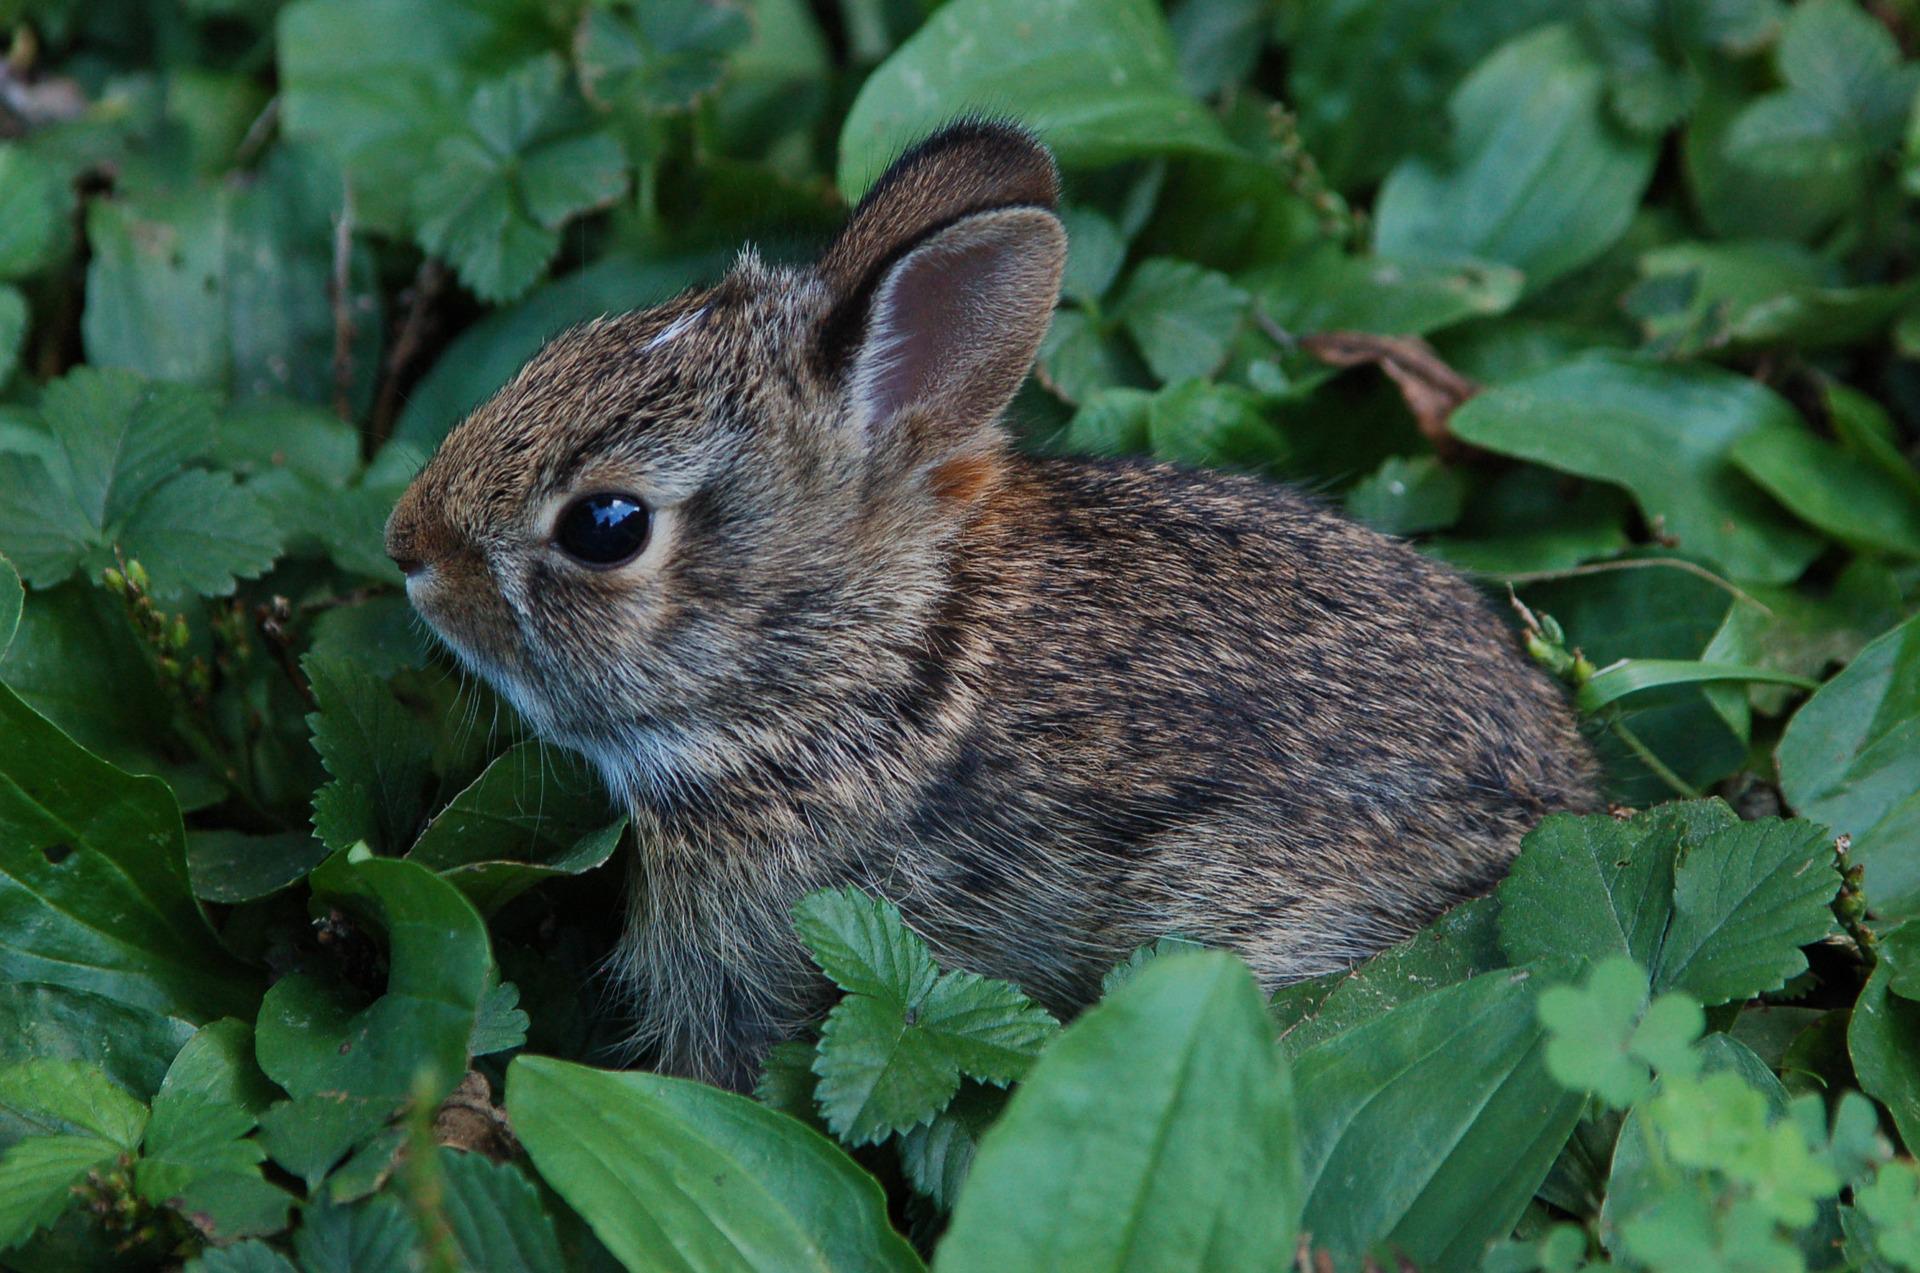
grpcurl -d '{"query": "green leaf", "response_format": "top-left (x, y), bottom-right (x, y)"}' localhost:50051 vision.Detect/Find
top-left (1058, 206), bottom-right (1127, 306)
top-left (0, 553), bottom-right (18, 656)
top-left (0, 146), bottom-right (63, 280)
top-left (134, 1022), bottom-right (292, 1241)
top-left (414, 56), bottom-right (628, 304)
top-left (1063, 386), bottom-right (1154, 458)
top-left (1115, 257), bottom-right (1248, 384)
top-left (438, 1146), bottom-right (566, 1273)
top-left (1292, 967), bottom-right (1583, 1270)
top-left (0, 286), bottom-right (26, 391)
top-left (836, 0), bottom-right (1234, 199)
top-left (1246, 245), bottom-right (1524, 347)
top-left (1498, 802), bottom-right (1733, 972)
top-left (1651, 818), bottom-right (1837, 1005)
top-left (576, 0), bottom-right (752, 113)
top-left (507, 1055), bottom-right (923, 1273)
top-left (293, 1195), bottom-right (424, 1273)
top-left (1778, 612), bottom-right (1920, 912)
top-left (1147, 378), bottom-right (1288, 472)
top-left (1450, 353), bottom-right (1824, 583)
top-left (256, 1093), bottom-right (394, 1191)
top-left (1539, 956), bottom-right (1705, 1107)
top-left (896, 1083), bottom-right (1000, 1212)
top-left (1851, 922), bottom-right (1920, 1152)
top-left (795, 890), bottom-right (1056, 1145)
top-left (469, 980), bottom-right (531, 1058)
top-left (1346, 455), bottom-right (1466, 536)
top-left (1725, 0), bottom-right (1918, 178)
top-left (0, 1059), bottom-right (149, 1250)
top-left (407, 741), bottom-right (625, 916)
top-left (0, 368), bottom-right (278, 597)
top-left (0, 983), bottom-right (195, 1104)
top-left (187, 830), bottom-right (331, 904)
top-left (183, 1241), bottom-right (300, 1273)
top-left (1276, 895), bottom-right (1505, 1056)
top-left (1577, 658), bottom-right (1820, 712)
top-left (1374, 25), bottom-right (1659, 294)
top-left (256, 855), bottom-right (490, 1114)
top-left (936, 952), bottom-right (1298, 1273)
top-left (0, 672), bottom-right (259, 1022)
top-left (304, 655), bottom-right (434, 855)
top-left (1731, 425), bottom-right (1920, 559)
top-left (1631, 240), bottom-right (1917, 357)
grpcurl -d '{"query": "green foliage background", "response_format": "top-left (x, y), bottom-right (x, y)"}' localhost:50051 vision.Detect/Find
top-left (1, 0), bottom-right (1919, 1268)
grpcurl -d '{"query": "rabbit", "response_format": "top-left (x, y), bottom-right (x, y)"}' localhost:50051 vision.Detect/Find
top-left (384, 120), bottom-right (1600, 1091)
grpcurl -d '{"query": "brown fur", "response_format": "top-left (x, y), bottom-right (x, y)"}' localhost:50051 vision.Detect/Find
top-left (387, 121), bottom-right (1599, 1090)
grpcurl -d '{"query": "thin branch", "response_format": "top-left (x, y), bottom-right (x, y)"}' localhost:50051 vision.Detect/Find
top-left (1488, 557), bottom-right (1773, 617)
top-left (367, 257), bottom-right (449, 452)
top-left (328, 179), bottom-right (357, 424)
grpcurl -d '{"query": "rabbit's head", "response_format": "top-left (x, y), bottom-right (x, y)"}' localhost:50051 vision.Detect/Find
top-left (384, 121), bottom-right (1066, 808)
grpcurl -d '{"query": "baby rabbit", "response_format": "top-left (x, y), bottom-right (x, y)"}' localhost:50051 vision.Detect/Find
top-left (386, 121), bottom-right (1599, 1090)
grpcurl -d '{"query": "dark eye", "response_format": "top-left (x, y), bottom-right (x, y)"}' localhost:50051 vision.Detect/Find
top-left (555, 493), bottom-right (651, 567)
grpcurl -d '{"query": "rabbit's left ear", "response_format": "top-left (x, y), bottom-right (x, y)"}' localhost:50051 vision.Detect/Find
top-left (817, 121), bottom-right (1065, 448)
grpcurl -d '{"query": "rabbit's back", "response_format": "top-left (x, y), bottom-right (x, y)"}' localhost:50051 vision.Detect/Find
top-left (884, 453), bottom-right (1598, 1008)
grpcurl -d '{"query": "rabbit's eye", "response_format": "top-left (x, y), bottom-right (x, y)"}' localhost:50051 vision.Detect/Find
top-left (555, 493), bottom-right (651, 567)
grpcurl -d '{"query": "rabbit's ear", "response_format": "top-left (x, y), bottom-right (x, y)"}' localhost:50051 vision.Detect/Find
top-left (817, 121), bottom-right (1064, 449)
top-left (841, 206), bottom-right (1065, 442)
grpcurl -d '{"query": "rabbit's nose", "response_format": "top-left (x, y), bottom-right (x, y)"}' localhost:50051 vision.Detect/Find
top-left (389, 551), bottom-right (425, 578)
top-left (384, 503), bottom-right (432, 578)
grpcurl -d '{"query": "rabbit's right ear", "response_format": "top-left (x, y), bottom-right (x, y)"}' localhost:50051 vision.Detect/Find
top-left (817, 122), bottom-right (1065, 463)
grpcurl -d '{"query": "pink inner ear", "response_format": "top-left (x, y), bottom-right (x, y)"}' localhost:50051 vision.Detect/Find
top-left (856, 232), bottom-right (1019, 429)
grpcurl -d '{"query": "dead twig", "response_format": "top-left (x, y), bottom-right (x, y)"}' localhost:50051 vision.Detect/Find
top-left (367, 257), bottom-right (449, 452)
top-left (1299, 330), bottom-right (1481, 462)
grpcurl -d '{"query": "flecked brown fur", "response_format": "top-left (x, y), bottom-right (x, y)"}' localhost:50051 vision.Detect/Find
top-left (387, 121), bottom-right (1599, 1090)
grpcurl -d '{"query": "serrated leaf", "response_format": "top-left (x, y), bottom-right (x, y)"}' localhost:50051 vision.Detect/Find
top-left (414, 56), bottom-right (628, 303)
top-left (1147, 378), bottom-right (1288, 472)
top-left (293, 1195), bottom-right (424, 1273)
top-left (575, 0), bottom-right (752, 113)
top-left (1116, 257), bottom-right (1248, 383)
top-left (1539, 957), bottom-right (1658, 1107)
top-left (116, 469), bottom-right (280, 599)
top-left (796, 891), bottom-right (1054, 1145)
top-left (1652, 818), bottom-right (1838, 1005)
top-left (896, 1083), bottom-right (999, 1212)
top-left (469, 981), bottom-right (530, 1058)
top-left (0, 1059), bottom-right (149, 1149)
top-left (0, 1134), bottom-right (128, 1252)
top-left (183, 1242), bottom-right (300, 1273)
top-left (438, 1146), bottom-right (566, 1273)
top-left (304, 655), bottom-right (433, 855)
top-left (507, 1056), bottom-right (922, 1273)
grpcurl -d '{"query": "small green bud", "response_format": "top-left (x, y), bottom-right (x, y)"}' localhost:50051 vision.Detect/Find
top-left (125, 560), bottom-right (149, 592)
top-left (168, 617), bottom-right (190, 651)
top-left (156, 655), bottom-right (180, 680)
top-left (101, 567), bottom-right (126, 594)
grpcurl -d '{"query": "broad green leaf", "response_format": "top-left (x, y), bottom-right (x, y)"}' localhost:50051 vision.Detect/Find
top-left (0, 677), bottom-right (258, 1023)
top-left (508, 1055), bottom-right (923, 1273)
top-left (0, 554), bottom-right (18, 655)
top-left (407, 741), bottom-right (625, 916)
top-left (1058, 206), bottom-right (1127, 305)
top-left (1826, 380), bottom-right (1920, 504)
top-left (134, 1022), bottom-right (291, 1241)
top-left (1632, 240), bottom-right (1917, 357)
top-left (1653, 819), bottom-right (1838, 1005)
top-left (836, 0), bottom-right (1234, 199)
top-left (1245, 245), bottom-right (1524, 340)
top-left (438, 1146), bottom-right (566, 1273)
top-left (1147, 378), bottom-right (1288, 472)
top-left (1276, 895), bottom-right (1504, 1055)
top-left (1450, 353), bottom-right (1823, 583)
top-left (1281, 0), bottom-right (1565, 189)
top-left (1346, 455), bottom-right (1466, 536)
top-left (187, 830), bottom-right (331, 904)
top-left (304, 655), bottom-right (434, 855)
top-left (1292, 967), bottom-right (1583, 1270)
top-left (576, 0), bottom-right (752, 113)
top-left (1538, 956), bottom-right (1704, 1108)
top-left (256, 1092), bottom-right (394, 1191)
top-left (1374, 25), bottom-right (1658, 294)
top-left (0, 286), bottom-right (25, 390)
top-left (1036, 309), bottom-right (1139, 406)
top-left (1424, 466), bottom-right (1631, 576)
top-left (1063, 387), bottom-right (1154, 458)
top-left (413, 56), bottom-right (628, 303)
top-left (0, 1134), bottom-right (129, 1252)
top-left (256, 854), bottom-right (490, 1114)
top-left (1853, 924), bottom-right (1920, 1152)
top-left (1778, 613), bottom-right (1920, 912)
top-left (937, 952), bottom-right (1298, 1273)
top-left (1115, 257), bottom-right (1248, 384)
top-left (0, 146), bottom-right (63, 280)
top-left (1498, 803), bottom-right (1735, 973)
top-left (1731, 425), bottom-right (1920, 559)
top-left (115, 469), bottom-right (280, 600)
top-left (0, 983), bottom-right (194, 1103)
top-left (795, 890), bottom-right (1055, 1144)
